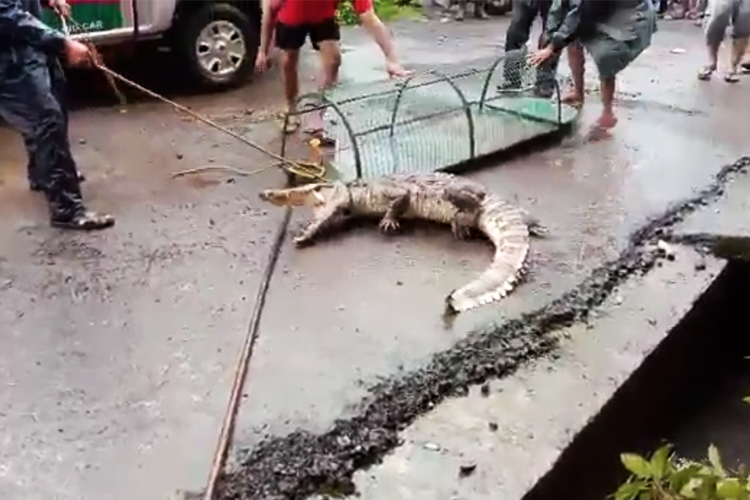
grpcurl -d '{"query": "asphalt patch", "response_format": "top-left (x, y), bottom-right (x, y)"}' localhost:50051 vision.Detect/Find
top-left (214, 156), bottom-right (750, 500)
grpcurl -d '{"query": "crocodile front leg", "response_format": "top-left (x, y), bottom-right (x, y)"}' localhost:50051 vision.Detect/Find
top-left (379, 192), bottom-right (410, 234)
top-left (294, 206), bottom-right (348, 247)
top-left (444, 186), bottom-right (484, 240)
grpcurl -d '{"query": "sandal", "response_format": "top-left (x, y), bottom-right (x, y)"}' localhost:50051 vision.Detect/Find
top-left (277, 114), bottom-right (301, 134)
top-left (561, 89), bottom-right (584, 108)
top-left (51, 211), bottom-right (115, 231)
top-left (303, 127), bottom-right (336, 146)
top-left (697, 65), bottom-right (716, 80)
top-left (740, 62), bottom-right (750, 74)
top-left (724, 71), bottom-right (740, 83)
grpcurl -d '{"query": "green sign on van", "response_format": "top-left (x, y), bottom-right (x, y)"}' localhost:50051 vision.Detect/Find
top-left (41, 0), bottom-right (124, 33)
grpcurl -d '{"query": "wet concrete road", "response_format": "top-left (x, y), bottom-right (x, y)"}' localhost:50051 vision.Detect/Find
top-left (0, 17), bottom-right (748, 500)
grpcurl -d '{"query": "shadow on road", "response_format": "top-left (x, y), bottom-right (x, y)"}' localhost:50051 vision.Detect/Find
top-left (65, 47), bottom-right (262, 110)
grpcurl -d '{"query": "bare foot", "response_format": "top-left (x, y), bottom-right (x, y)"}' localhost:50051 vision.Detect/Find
top-left (586, 114), bottom-right (618, 141)
top-left (561, 87), bottom-right (584, 108)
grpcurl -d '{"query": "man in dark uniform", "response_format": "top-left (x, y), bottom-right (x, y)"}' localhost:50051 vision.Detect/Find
top-left (500, 0), bottom-right (557, 97)
top-left (0, 0), bottom-right (113, 230)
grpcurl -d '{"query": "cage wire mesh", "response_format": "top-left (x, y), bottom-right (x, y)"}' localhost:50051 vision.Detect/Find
top-left (285, 49), bottom-right (579, 181)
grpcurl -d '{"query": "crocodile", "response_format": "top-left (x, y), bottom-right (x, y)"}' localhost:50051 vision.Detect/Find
top-left (259, 172), bottom-right (546, 313)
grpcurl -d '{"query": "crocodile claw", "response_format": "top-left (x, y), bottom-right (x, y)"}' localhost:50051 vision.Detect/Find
top-left (379, 219), bottom-right (400, 234)
top-left (293, 235), bottom-right (313, 247)
top-left (451, 220), bottom-right (472, 240)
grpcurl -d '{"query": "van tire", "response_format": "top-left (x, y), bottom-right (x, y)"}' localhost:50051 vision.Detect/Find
top-left (173, 3), bottom-right (258, 90)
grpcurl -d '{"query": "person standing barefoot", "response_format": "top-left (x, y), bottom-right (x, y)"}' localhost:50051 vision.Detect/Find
top-left (529, 0), bottom-right (657, 138)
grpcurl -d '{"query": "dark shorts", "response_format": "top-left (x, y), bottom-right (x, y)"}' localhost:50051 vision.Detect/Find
top-left (275, 18), bottom-right (341, 51)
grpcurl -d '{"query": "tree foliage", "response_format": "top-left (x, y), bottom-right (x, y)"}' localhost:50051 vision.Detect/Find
top-left (337, 0), bottom-right (422, 26)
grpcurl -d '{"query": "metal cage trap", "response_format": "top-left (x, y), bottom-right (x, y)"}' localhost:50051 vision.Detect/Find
top-left (281, 49), bottom-right (579, 181)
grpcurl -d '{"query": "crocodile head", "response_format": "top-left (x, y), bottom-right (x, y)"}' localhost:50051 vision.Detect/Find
top-left (259, 181), bottom-right (349, 209)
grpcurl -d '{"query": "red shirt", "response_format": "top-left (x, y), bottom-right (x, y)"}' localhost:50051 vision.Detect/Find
top-left (275, 0), bottom-right (373, 26)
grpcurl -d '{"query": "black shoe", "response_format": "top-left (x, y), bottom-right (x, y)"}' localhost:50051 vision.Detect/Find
top-left (51, 210), bottom-right (115, 231)
top-left (29, 171), bottom-right (86, 192)
top-left (533, 86), bottom-right (554, 99)
top-left (497, 82), bottom-right (521, 94)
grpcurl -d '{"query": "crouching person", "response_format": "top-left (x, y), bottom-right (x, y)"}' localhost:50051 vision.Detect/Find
top-left (0, 0), bottom-right (114, 230)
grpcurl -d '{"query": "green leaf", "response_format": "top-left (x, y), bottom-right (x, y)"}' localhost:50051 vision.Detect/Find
top-left (622, 453), bottom-right (653, 479)
top-left (614, 480), bottom-right (646, 500)
top-left (681, 477), bottom-right (704, 499)
top-left (650, 445), bottom-right (672, 480)
top-left (743, 396), bottom-right (750, 406)
top-left (717, 478), bottom-right (745, 498)
top-left (671, 464), bottom-right (704, 492)
top-left (709, 444), bottom-right (726, 477)
top-left (697, 474), bottom-right (720, 500)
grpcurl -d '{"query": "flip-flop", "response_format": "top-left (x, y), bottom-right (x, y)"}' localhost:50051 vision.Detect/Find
top-left (561, 92), bottom-right (584, 108)
top-left (303, 127), bottom-right (336, 146)
top-left (276, 114), bottom-right (301, 134)
top-left (740, 62), bottom-right (750, 74)
top-left (724, 71), bottom-right (740, 83)
top-left (697, 65), bottom-right (716, 80)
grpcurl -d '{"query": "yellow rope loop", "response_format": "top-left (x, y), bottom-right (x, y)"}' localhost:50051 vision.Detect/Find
top-left (287, 161), bottom-right (327, 181)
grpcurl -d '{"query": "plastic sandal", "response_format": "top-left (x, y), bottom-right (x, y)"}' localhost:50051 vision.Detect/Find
top-left (697, 65), bottom-right (716, 80)
top-left (303, 127), bottom-right (336, 146)
top-left (724, 71), bottom-right (740, 83)
top-left (276, 114), bottom-right (300, 134)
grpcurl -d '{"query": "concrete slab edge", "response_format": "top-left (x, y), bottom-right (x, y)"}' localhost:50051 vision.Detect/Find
top-left (214, 156), bottom-right (750, 500)
top-left (523, 257), bottom-right (750, 500)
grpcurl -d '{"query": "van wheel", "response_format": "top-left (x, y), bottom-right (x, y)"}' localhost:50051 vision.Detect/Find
top-left (175, 3), bottom-right (258, 90)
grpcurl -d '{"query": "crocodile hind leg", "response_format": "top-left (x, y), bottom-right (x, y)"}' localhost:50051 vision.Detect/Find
top-left (378, 192), bottom-right (410, 234)
top-left (444, 186), bottom-right (485, 240)
top-left (519, 209), bottom-right (549, 238)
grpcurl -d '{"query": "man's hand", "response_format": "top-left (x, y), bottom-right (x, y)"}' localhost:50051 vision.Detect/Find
top-left (255, 51), bottom-right (269, 73)
top-left (386, 61), bottom-right (413, 78)
top-left (63, 39), bottom-right (92, 67)
top-left (47, 0), bottom-right (71, 18)
top-left (527, 46), bottom-right (554, 67)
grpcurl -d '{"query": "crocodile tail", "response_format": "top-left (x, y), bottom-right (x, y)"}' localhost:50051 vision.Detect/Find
top-left (446, 195), bottom-right (530, 313)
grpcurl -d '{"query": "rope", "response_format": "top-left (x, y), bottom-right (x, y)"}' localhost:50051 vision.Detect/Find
top-left (56, 13), bottom-right (324, 500)
top-left (60, 14), bottom-right (328, 182)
